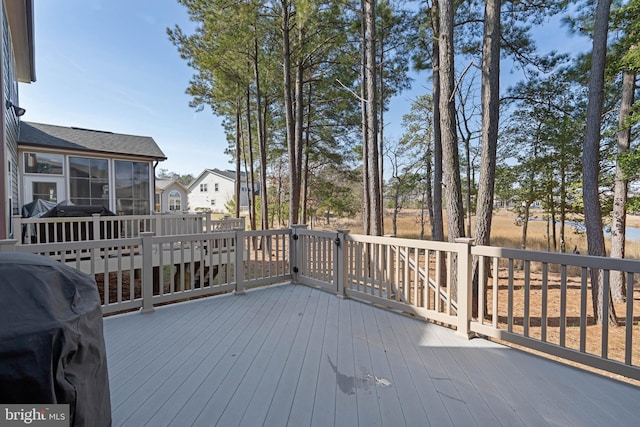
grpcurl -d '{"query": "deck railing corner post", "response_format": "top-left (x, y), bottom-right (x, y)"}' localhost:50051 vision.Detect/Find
top-left (0, 239), bottom-right (18, 252)
top-left (336, 229), bottom-right (350, 298)
top-left (12, 215), bottom-right (22, 244)
top-left (234, 228), bottom-right (246, 295)
top-left (290, 224), bottom-right (308, 284)
top-left (140, 231), bottom-right (156, 314)
top-left (454, 237), bottom-right (475, 339)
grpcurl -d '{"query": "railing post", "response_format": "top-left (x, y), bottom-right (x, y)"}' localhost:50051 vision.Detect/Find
top-left (204, 212), bottom-right (211, 233)
top-left (140, 232), bottom-right (155, 314)
top-left (455, 237), bottom-right (475, 339)
top-left (92, 213), bottom-right (101, 241)
top-left (0, 239), bottom-right (18, 252)
top-left (12, 215), bottom-right (22, 244)
top-left (155, 214), bottom-right (163, 237)
top-left (290, 224), bottom-right (308, 284)
top-left (335, 229), bottom-right (350, 299)
top-left (234, 228), bottom-right (246, 295)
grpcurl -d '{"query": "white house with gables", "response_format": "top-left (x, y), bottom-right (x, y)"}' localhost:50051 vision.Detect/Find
top-left (188, 168), bottom-right (256, 214)
top-left (155, 178), bottom-right (188, 213)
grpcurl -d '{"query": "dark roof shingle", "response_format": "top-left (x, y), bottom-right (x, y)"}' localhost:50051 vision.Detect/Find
top-left (18, 122), bottom-right (166, 160)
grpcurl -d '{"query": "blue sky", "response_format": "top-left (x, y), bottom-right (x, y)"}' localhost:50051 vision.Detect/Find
top-left (20, 0), bottom-right (227, 176)
top-left (19, 1), bottom-right (587, 178)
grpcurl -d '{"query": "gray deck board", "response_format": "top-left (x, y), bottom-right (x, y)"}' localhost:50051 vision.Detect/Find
top-left (309, 291), bottom-right (339, 427)
top-left (332, 296), bottom-right (359, 427)
top-left (104, 283), bottom-right (640, 427)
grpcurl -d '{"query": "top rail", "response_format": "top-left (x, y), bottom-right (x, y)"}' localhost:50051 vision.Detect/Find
top-left (13, 213), bottom-right (245, 245)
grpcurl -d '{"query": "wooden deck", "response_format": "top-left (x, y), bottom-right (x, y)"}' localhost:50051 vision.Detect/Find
top-left (104, 283), bottom-right (640, 426)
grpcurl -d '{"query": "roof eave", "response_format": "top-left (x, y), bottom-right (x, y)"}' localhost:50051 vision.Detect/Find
top-left (17, 141), bottom-right (167, 162)
top-left (5, 0), bottom-right (36, 83)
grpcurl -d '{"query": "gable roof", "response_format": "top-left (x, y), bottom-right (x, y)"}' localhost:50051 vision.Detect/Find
top-left (187, 168), bottom-right (247, 191)
top-left (18, 122), bottom-right (166, 160)
top-left (155, 179), bottom-right (188, 193)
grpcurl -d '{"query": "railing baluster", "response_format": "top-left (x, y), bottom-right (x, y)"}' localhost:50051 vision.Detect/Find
top-left (508, 258), bottom-right (514, 333)
top-left (602, 270), bottom-right (610, 359)
top-left (479, 255), bottom-right (485, 322)
top-left (355, 242), bottom-right (361, 292)
top-left (524, 260), bottom-right (530, 337)
top-left (424, 250), bottom-right (430, 310)
top-left (580, 267), bottom-right (588, 353)
top-left (413, 247), bottom-right (419, 307)
top-left (116, 246), bottom-right (123, 303)
top-left (403, 247), bottom-right (410, 303)
top-left (541, 262), bottom-right (548, 342)
top-left (625, 272), bottom-right (634, 366)
top-left (435, 251), bottom-right (442, 312)
top-left (446, 253), bottom-right (452, 315)
top-left (560, 265), bottom-right (567, 347)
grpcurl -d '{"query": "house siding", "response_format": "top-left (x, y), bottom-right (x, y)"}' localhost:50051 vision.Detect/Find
top-left (188, 172), bottom-right (236, 213)
top-left (156, 180), bottom-right (188, 213)
top-left (2, 3), bottom-right (20, 236)
top-left (188, 169), bottom-right (259, 214)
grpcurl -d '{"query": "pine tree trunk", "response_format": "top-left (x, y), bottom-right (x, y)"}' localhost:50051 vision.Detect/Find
top-left (431, 2), bottom-right (444, 243)
top-left (294, 24), bottom-right (305, 225)
top-left (281, 0), bottom-right (298, 226)
top-left (246, 87), bottom-right (257, 231)
top-left (472, 0), bottom-right (501, 317)
top-left (438, 0), bottom-right (464, 242)
top-left (235, 98), bottom-right (242, 219)
top-left (253, 35), bottom-right (269, 231)
top-left (438, 0), bottom-right (464, 302)
top-left (610, 71), bottom-right (635, 302)
top-left (365, 0), bottom-right (382, 236)
top-left (583, 0), bottom-right (617, 326)
top-left (360, 0), bottom-right (370, 236)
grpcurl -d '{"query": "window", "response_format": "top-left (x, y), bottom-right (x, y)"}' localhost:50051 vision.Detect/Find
top-left (200, 183), bottom-right (208, 192)
top-left (168, 190), bottom-right (182, 211)
top-left (69, 157), bottom-right (109, 207)
top-left (24, 153), bottom-right (63, 175)
top-left (32, 182), bottom-right (57, 202)
top-left (214, 183), bottom-right (219, 192)
top-left (210, 200), bottom-right (216, 206)
top-left (115, 160), bottom-right (150, 215)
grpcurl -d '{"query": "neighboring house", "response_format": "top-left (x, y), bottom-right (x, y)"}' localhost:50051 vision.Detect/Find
top-left (155, 178), bottom-right (188, 213)
top-left (0, 0), bottom-right (36, 239)
top-left (18, 121), bottom-right (166, 216)
top-left (188, 168), bottom-right (257, 214)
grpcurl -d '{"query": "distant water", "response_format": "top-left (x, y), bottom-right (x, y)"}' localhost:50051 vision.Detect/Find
top-left (523, 218), bottom-right (640, 242)
top-left (604, 225), bottom-right (640, 241)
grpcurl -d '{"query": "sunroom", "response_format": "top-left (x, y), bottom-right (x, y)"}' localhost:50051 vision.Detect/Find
top-left (18, 121), bottom-right (166, 216)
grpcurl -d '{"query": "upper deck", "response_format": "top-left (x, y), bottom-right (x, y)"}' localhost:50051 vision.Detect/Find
top-left (104, 283), bottom-right (640, 427)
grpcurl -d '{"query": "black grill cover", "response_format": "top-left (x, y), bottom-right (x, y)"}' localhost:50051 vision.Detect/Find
top-left (0, 253), bottom-right (111, 427)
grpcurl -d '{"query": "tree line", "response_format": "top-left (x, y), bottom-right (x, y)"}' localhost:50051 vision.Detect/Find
top-left (170, 0), bottom-right (639, 325)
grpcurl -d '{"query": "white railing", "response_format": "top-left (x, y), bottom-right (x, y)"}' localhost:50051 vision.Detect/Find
top-left (470, 246), bottom-right (640, 381)
top-left (13, 213), bottom-right (245, 244)
top-left (1, 225), bottom-right (637, 381)
top-left (290, 226), bottom-right (638, 381)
